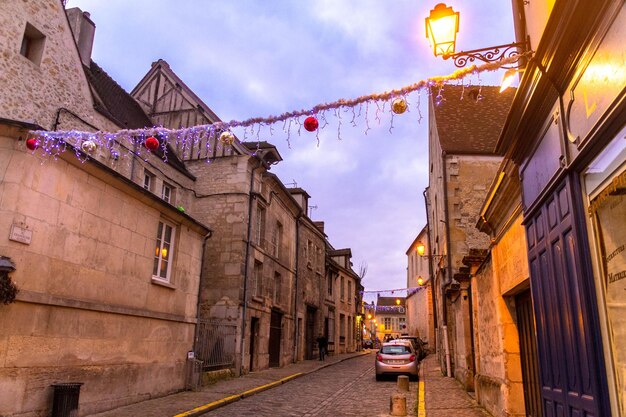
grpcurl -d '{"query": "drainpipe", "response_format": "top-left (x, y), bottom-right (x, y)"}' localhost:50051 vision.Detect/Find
top-left (441, 150), bottom-right (452, 377)
top-left (423, 188), bottom-right (438, 336)
top-left (239, 158), bottom-right (263, 375)
top-left (193, 230), bottom-right (213, 354)
top-left (292, 213), bottom-right (303, 363)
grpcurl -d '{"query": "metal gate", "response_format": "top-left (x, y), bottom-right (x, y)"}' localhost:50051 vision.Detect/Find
top-left (194, 319), bottom-right (237, 371)
top-left (515, 289), bottom-right (542, 417)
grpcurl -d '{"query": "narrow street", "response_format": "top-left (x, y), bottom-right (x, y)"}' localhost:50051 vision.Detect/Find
top-left (205, 353), bottom-right (417, 417)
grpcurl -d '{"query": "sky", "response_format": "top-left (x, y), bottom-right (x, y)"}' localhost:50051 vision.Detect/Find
top-left (67, 0), bottom-right (516, 302)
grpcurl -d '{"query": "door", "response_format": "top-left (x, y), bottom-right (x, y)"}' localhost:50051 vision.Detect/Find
top-left (249, 317), bottom-right (258, 371)
top-left (525, 176), bottom-right (609, 416)
top-left (305, 307), bottom-right (316, 360)
top-left (269, 310), bottom-right (282, 368)
top-left (515, 289), bottom-right (542, 417)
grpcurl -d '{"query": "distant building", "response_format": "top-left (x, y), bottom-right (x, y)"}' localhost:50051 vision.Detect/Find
top-left (375, 296), bottom-right (407, 341)
top-left (405, 226), bottom-right (435, 348)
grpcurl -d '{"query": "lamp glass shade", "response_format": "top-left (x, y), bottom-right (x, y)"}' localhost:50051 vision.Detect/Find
top-left (500, 68), bottom-right (517, 92)
top-left (416, 242), bottom-right (426, 256)
top-left (425, 3), bottom-right (459, 57)
top-left (417, 277), bottom-right (424, 286)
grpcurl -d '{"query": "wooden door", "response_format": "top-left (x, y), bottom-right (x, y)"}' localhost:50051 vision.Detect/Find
top-left (515, 289), bottom-right (542, 417)
top-left (525, 177), bottom-right (609, 416)
top-left (269, 310), bottom-right (282, 368)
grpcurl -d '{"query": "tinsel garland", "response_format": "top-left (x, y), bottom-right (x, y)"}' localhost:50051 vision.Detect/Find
top-left (27, 54), bottom-right (528, 161)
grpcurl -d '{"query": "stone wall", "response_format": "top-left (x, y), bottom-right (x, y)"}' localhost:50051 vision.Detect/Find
top-left (0, 132), bottom-right (205, 416)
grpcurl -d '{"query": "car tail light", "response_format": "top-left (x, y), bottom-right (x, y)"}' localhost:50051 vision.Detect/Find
top-left (410, 354), bottom-right (416, 362)
top-left (377, 354), bottom-right (383, 362)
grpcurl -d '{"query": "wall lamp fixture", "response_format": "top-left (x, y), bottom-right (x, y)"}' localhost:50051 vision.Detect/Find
top-left (425, 3), bottom-right (531, 69)
top-left (416, 241), bottom-right (445, 261)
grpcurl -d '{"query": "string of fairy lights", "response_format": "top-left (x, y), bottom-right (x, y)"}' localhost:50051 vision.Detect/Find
top-left (24, 54), bottom-right (527, 162)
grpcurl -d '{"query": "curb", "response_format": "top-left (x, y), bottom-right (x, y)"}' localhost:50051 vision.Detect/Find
top-left (417, 358), bottom-right (426, 417)
top-left (174, 351), bottom-right (370, 417)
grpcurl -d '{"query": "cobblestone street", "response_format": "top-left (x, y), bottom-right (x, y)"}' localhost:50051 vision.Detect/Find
top-left (206, 354), bottom-right (417, 417)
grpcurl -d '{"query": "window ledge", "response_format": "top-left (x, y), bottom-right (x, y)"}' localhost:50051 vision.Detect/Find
top-left (151, 277), bottom-right (176, 289)
top-left (251, 296), bottom-right (264, 303)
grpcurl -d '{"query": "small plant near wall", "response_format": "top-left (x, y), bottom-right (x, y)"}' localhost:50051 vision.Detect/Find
top-left (0, 273), bottom-right (18, 304)
top-left (0, 256), bottom-right (18, 305)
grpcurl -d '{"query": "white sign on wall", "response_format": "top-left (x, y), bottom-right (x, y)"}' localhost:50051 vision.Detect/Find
top-left (9, 224), bottom-right (32, 245)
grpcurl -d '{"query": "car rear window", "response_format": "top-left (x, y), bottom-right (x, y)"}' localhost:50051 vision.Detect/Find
top-left (380, 345), bottom-right (411, 354)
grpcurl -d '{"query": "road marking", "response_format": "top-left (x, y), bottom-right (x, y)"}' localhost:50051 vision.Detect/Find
top-left (173, 373), bottom-right (303, 417)
top-left (418, 379), bottom-right (425, 417)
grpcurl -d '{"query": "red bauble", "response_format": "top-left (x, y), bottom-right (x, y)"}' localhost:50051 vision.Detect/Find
top-left (303, 116), bottom-right (319, 132)
top-left (144, 136), bottom-right (160, 151)
top-left (26, 138), bottom-right (39, 151)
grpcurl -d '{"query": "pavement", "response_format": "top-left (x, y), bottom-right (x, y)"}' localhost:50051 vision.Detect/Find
top-left (421, 354), bottom-right (492, 416)
top-left (90, 350), bottom-right (491, 417)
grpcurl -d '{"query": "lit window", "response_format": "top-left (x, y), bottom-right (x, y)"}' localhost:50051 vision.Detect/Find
top-left (20, 23), bottom-right (46, 66)
top-left (153, 220), bottom-right (175, 282)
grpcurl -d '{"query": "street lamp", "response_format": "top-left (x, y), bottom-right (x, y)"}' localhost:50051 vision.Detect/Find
top-left (425, 3), bottom-right (530, 69)
top-left (417, 276), bottom-right (424, 286)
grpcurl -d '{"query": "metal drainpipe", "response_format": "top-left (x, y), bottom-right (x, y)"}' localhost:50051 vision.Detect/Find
top-left (193, 230), bottom-right (213, 354)
top-left (441, 150), bottom-right (453, 377)
top-left (239, 159), bottom-right (263, 375)
top-left (423, 188), bottom-right (438, 334)
top-left (292, 213), bottom-right (302, 363)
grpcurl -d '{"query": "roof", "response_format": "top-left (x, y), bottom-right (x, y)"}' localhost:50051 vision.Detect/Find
top-left (84, 61), bottom-right (153, 129)
top-left (431, 85), bottom-right (516, 155)
top-left (84, 61), bottom-right (194, 179)
top-left (377, 296), bottom-right (406, 307)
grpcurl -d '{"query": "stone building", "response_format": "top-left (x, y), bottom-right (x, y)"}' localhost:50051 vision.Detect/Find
top-left (483, 1), bottom-right (625, 415)
top-left (405, 226), bottom-right (435, 348)
top-left (469, 159), bottom-right (533, 417)
top-left (289, 190), bottom-right (328, 361)
top-left (0, 2), bottom-right (210, 415)
top-left (326, 247), bottom-right (362, 354)
top-left (374, 296), bottom-right (407, 342)
top-left (424, 84), bottom-right (516, 388)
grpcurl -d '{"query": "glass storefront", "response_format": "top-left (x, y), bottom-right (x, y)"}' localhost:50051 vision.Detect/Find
top-left (584, 125), bottom-right (626, 415)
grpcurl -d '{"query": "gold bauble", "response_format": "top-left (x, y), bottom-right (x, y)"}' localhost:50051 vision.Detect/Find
top-left (391, 98), bottom-right (408, 114)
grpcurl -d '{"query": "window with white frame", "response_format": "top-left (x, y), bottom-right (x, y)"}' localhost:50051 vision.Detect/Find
top-left (384, 317), bottom-right (392, 331)
top-left (161, 182), bottom-right (173, 203)
top-left (255, 204), bottom-right (266, 246)
top-left (153, 220), bottom-right (175, 282)
top-left (144, 170), bottom-right (155, 191)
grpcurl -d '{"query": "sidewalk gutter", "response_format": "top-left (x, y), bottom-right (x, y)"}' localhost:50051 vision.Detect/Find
top-left (417, 359), bottom-right (426, 417)
top-left (174, 351), bottom-right (370, 417)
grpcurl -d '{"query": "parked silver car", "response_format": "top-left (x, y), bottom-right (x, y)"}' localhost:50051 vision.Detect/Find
top-left (375, 341), bottom-right (419, 381)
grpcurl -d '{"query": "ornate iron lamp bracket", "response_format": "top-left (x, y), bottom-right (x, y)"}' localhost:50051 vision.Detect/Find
top-left (443, 40), bottom-right (530, 69)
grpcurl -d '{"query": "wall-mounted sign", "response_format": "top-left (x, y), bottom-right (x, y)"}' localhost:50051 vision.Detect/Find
top-left (9, 224), bottom-right (32, 245)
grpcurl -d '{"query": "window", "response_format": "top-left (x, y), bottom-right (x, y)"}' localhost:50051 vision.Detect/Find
top-left (255, 204), bottom-right (266, 246)
top-left (384, 317), bottom-right (392, 331)
top-left (340, 276), bottom-right (345, 301)
top-left (347, 281), bottom-right (352, 304)
top-left (271, 221), bottom-right (282, 258)
top-left (327, 272), bottom-right (333, 297)
top-left (339, 314), bottom-right (346, 343)
top-left (253, 261), bottom-right (263, 297)
top-left (162, 182), bottom-right (173, 203)
top-left (143, 170), bottom-right (155, 191)
top-left (20, 23), bottom-right (46, 66)
top-left (153, 220), bottom-right (175, 282)
top-left (273, 271), bottom-right (281, 304)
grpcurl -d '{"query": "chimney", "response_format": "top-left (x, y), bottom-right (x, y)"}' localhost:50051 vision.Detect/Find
top-left (313, 221), bottom-right (325, 234)
top-left (66, 8), bottom-right (95, 67)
